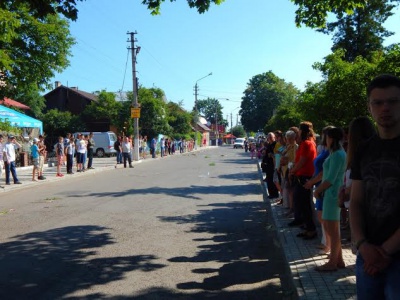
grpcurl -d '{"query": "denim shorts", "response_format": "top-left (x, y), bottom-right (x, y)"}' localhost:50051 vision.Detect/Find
top-left (356, 253), bottom-right (400, 299)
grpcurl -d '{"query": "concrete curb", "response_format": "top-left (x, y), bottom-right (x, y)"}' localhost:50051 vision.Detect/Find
top-left (256, 161), bottom-right (299, 300)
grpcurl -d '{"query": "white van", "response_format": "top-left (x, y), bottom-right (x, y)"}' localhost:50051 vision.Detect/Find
top-left (73, 131), bottom-right (117, 157)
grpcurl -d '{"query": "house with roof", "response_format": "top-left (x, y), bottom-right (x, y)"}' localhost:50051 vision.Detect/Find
top-left (43, 81), bottom-right (110, 132)
top-left (193, 116), bottom-right (211, 146)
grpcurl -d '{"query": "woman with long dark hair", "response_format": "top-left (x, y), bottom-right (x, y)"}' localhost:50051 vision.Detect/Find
top-left (314, 127), bottom-right (347, 271)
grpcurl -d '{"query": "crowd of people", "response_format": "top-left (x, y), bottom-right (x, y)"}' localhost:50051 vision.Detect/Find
top-left (256, 74), bottom-right (400, 299)
top-left (0, 132), bottom-right (199, 186)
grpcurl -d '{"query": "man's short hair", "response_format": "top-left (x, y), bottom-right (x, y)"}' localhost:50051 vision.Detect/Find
top-left (367, 74), bottom-right (400, 98)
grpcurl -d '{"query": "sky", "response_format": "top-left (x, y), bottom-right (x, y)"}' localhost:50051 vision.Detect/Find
top-left (52, 0), bottom-right (400, 125)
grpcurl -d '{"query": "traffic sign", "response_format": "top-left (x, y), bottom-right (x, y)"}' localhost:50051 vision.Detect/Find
top-left (131, 108), bottom-right (141, 118)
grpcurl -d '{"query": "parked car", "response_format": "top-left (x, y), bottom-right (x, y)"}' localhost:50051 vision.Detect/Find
top-left (73, 131), bottom-right (117, 157)
top-left (233, 138), bottom-right (245, 149)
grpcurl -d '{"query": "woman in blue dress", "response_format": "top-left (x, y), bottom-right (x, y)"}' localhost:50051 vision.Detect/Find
top-left (314, 127), bottom-right (347, 271)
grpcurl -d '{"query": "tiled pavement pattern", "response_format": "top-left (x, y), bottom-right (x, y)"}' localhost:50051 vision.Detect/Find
top-left (259, 164), bottom-right (358, 299)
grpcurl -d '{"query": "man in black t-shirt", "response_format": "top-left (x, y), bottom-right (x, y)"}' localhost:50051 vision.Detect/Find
top-left (350, 74), bottom-right (400, 299)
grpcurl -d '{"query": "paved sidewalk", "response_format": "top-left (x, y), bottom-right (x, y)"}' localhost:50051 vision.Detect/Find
top-left (257, 162), bottom-right (357, 300)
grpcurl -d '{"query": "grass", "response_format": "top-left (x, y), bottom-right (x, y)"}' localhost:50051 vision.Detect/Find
top-left (43, 197), bottom-right (61, 202)
top-left (209, 162), bottom-right (216, 166)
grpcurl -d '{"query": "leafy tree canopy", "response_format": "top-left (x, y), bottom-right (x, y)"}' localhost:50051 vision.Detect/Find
top-left (196, 98), bottom-right (224, 125)
top-left (82, 90), bottom-right (122, 125)
top-left (0, 0), bottom-right (83, 21)
top-left (135, 87), bottom-right (169, 138)
top-left (231, 125), bottom-right (246, 138)
top-left (240, 71), bottom-right (299, 132)
top-left (42, 109), bottom-right (84, 138)
top-left (11, 0), bottom-right (381, 29)
top-left (317, 0), bottom-right (398, 62)
top-left (0, 2), bottom-right (75, 108)
top-left (166, 101), bottom-right (192, 138)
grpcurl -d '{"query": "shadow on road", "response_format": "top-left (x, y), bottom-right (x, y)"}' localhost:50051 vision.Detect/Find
top-left (65, 182), bottom-right (262, 201)
top-left (0, 226), bottom-right (166, 300)
top-left (157, 200), bottom-right (296, 300)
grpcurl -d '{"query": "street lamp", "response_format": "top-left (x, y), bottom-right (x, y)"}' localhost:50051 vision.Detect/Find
top-left (194, 72), bottom-right (212, 149)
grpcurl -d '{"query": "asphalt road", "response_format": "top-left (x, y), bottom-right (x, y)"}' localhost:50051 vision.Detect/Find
top-left (0, 146), bottom-right (294, 300)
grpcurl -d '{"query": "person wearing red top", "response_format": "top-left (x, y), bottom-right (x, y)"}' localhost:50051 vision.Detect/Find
top-left (289, 121), bottom-right (318, 239)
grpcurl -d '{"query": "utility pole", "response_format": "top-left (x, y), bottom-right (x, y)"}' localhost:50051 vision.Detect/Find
top-left (230, 113), bottom-right (233, 131)
top-left (215, 105), bottom-right (218, 146)
top-left (128, 31), bottom-right (140, 161)
top-left (194, 83), bottom-right (198, 149)
top-left (193, 72), bottom-right (212, 149)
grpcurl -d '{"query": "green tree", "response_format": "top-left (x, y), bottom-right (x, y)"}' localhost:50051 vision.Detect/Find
top-left (0, 119), bottom-right (21, 135)
top-left (196, 98), bottom-right (224, 125)
top-left (376, 43), bottom-right (400, 76)
top-left (265, 96), bottom-right (304, 133)
top-left (311, 49), bottom-right (377, 128)
top-left (292, 0), bottom-right (369, 28)
top-left (133, 87), bottom-right (169, 138)
top-left (166, 101), bottom-right (192, 138)
top-left (42, 109), bottom-right (84, 138)
top-left (0, 2), bottom-right (75, 110)
top-left (241, 71), bottom-right (299, 132)
top-left (11, 0), bottom-right (383, 29)
top-left (82, 90), bottom-right (122, 128)
top-left (231, 125), bottom-right (246, 138)
top-left (318, 0), bottom-right (398, 62)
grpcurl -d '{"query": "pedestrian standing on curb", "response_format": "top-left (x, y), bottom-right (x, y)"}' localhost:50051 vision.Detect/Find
top-left (37, 135), bottom-right (46, 180)
top-left (114, 136), bottom-right (123, 165)
top-left (55, 136), bottom-right (64, 177)
top-left (122, 136), bottom-right (133, 168)
top-left (303, 126), bottom-right (333, 254)
top-left (289, 121), bottom-right (317, 239)
top-left (76, 135), bottom-right (86, 172)
top-left (30, 138), bottom-right (40, 181)
top-left (82, 135), bottom-right (88, 171)
top-left (65, 137), bottom-right (75, 174)
top-left (350, 74), bottom-right (400, 300)
top-left (150, 137), bottom-right (157, 158)
top-left (265, 132), bottom-right (279, 199)
top-left (142, 135), bottom-right (148, 159)
top-left (87, 132), bottom-right (95, 169)
top-left (4, 135), bottom-right (22, 185)
top-left (313, 127), bottom-right (347, 272)
top-left (160, 137), bottom-right (165, 158)
top-left (0, 134), bottom-right (4, 188)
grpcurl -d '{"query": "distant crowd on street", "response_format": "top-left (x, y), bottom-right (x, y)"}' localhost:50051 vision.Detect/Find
top-left (247, 74), bottom-right (400, 300)
top-left (0, 131), bottom-right (198, 187)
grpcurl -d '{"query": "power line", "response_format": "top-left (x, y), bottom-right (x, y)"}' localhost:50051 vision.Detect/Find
top-left (121, 48), bottom-right (130, 93)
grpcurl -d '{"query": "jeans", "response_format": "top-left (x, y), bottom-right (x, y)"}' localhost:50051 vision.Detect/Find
top-left (151, 147), bottom-right (155, 158)
top-left (5, 161), bottom-right (19, 184)
top-left (87, 148), bottom-right (94, 168)
top-left (116, 151), bottom-right (122, 163)
top-left (123, 152), bottom-right (132, 167)
top-left (67, 154), bottom-right (73, 173)
top-left (356, 254), bottom-right (400, 300)
top-left (161, 147), bottom-right (165, 157)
